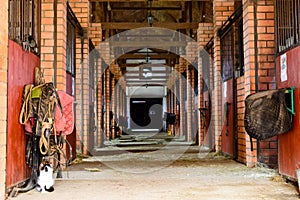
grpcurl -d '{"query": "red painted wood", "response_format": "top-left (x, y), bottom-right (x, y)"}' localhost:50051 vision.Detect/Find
top-left (276, 46), bottom-right (300, 179)
top-left (6, 41), bottom-right (39, 187)
top-left (221, 79), bottom-right (234, 156)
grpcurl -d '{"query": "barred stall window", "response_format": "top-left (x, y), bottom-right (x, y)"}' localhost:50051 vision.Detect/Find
top-left (218, 5), bottom-right (243, 81)
top-left (276, 0), bottom-right (300, 53)
top-left (9, 0), bottom-right (41, 54)
top-left (220, 27), bottom-right (234, 82)
top-left (234, 16), bottom-right (244, 78)
top-left (67, 13), bottom-right (76, 76)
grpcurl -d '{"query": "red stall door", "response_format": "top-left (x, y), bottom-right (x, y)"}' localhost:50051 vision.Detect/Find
top-left (221, 79), bottom-right (237, 157)
top-left (6, 41), bottom-right (39, 188)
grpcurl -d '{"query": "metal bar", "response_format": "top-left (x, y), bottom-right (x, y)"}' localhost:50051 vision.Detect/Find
top-left (286, 86), bottom-right (296, 115)
top-left (217, 5), bottom-right (243, 38)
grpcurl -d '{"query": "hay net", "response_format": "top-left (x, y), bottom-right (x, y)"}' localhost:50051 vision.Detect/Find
top-left (244, 89), bottom-right (292, 140)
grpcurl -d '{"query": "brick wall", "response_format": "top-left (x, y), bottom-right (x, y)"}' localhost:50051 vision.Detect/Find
top-left (0, 1), bottom-right (8, 198)
top-left (197, 23), bottom-right (214, 146)
top-left (255, 0), bottom-right (277, 168)
top-left (89, 23), bottom-right (102, 47)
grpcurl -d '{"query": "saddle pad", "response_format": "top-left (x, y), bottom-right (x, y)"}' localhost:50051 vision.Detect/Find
top-left (55, 91), bottom-right (74, 135)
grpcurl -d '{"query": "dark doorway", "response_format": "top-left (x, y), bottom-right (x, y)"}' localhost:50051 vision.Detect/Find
top-left (130, 98), bottom-right (163, 131)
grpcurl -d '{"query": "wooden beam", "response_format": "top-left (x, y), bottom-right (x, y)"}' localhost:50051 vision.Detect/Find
top-left (91, 0), bottom-right (206, 2)
top-left (100, 22), bottom-right (199, 30)
top-left (122, 63), bottom-right (172, 67)
top-left (126, 80), bottom-right (166, 83)
top-left (125, 70), bottom-right (170, 74)
top-left (126, 83), bottom-right (166, 86)
top-left (124, 72), bottom-right (170, 79)
top-left (110, 6), bottom-right (182, 10)
top-left (118, 54), bottom-right (177, 59)
top-left (110, 41), bottom-right (187, 48)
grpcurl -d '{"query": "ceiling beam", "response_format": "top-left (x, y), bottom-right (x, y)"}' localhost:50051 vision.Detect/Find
top-left (126, 80), bottom-right (166, 84)
top-left (101, 22), bottom-right (199, 30)
top-left (125, 75), bottom-right (169, 78)
top-left (118, 54), bottom-right (177, 59)
top-left (122, 63), bottom-right (172, 68)
top-left (90, 0), bottom-right (206, 2)
top-left (110, 6), bottom-right (182, 10)
top-left (126, 83), bottom-right (166, 86)
top-left (125, 70), bottom-right (170, 73)
top-left (110, 41), bottom-right (187, 48)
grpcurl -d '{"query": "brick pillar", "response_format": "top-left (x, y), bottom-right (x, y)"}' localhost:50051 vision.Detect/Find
top-left (97, 77), bottom-right (102, 146)
top-left (243, 0), bottom-right (258, 167)
top-left (213, 0), bottom-right (235, 152)
top-left (119, 86), bottom-right (123, 135)
top-left (68, 0), bottom-right (89, 153)
top-left (186, 65), bottom-right (193, 141)
top-left (115, 84), bottom-right (120, 137)
top-left (172, 84), bottom-right (177, 135)
top-left (198, 23), bottom-right (214, 146)
top-left (111, 75), bottom-right (115, 139)
top-left (185, 42), bottom-right (198, 142)
top-left (175, 64), bottom-right (180, 136)
top-left (237, 76), bottom-right (246, 163)
top-left (191, 68), bottom-right (196, 140)
top-left (171, 85), bottom-right (175, 135)
top-left (179, 58), bottom-right (186, 137)
top-left (0, 1), bottom-right (8, 198)
top-left (167, 90), bottom-right (170, 113)
top-left (105, 69), bottom-right (110, 139)
top-left (243, 0), bottom-right (276, 167)
top-left (89, 22), bottom-right (103, 145)
top-left (166, 90), bottom-right (170, 133)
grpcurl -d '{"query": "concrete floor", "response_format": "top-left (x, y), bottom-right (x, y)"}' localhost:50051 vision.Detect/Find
top-left (10, 146), bottom-right (299, 200)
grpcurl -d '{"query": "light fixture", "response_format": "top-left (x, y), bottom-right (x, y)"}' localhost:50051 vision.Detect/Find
top-left (143, 66), bottom-right (152, 78)
top-left (147, 0), bottom-right (154, 27)
top-left (107, 1), bottom-right (111, 11)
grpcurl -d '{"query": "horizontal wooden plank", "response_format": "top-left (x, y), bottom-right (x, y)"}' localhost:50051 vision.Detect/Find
top-left (91, 0), bottom-right (206, 2)
top-left (100, 22), bottom-right (199, 30)
top-left (118, 53), bottom-right (177, 59)
top-left (110, 6), bottom-right (182, 10)
top-left (110, 41), bottom-right (187, 47)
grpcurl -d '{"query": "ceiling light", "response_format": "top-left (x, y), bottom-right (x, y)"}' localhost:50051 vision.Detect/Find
top-left (148, 0), bottom-right (154, 27)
